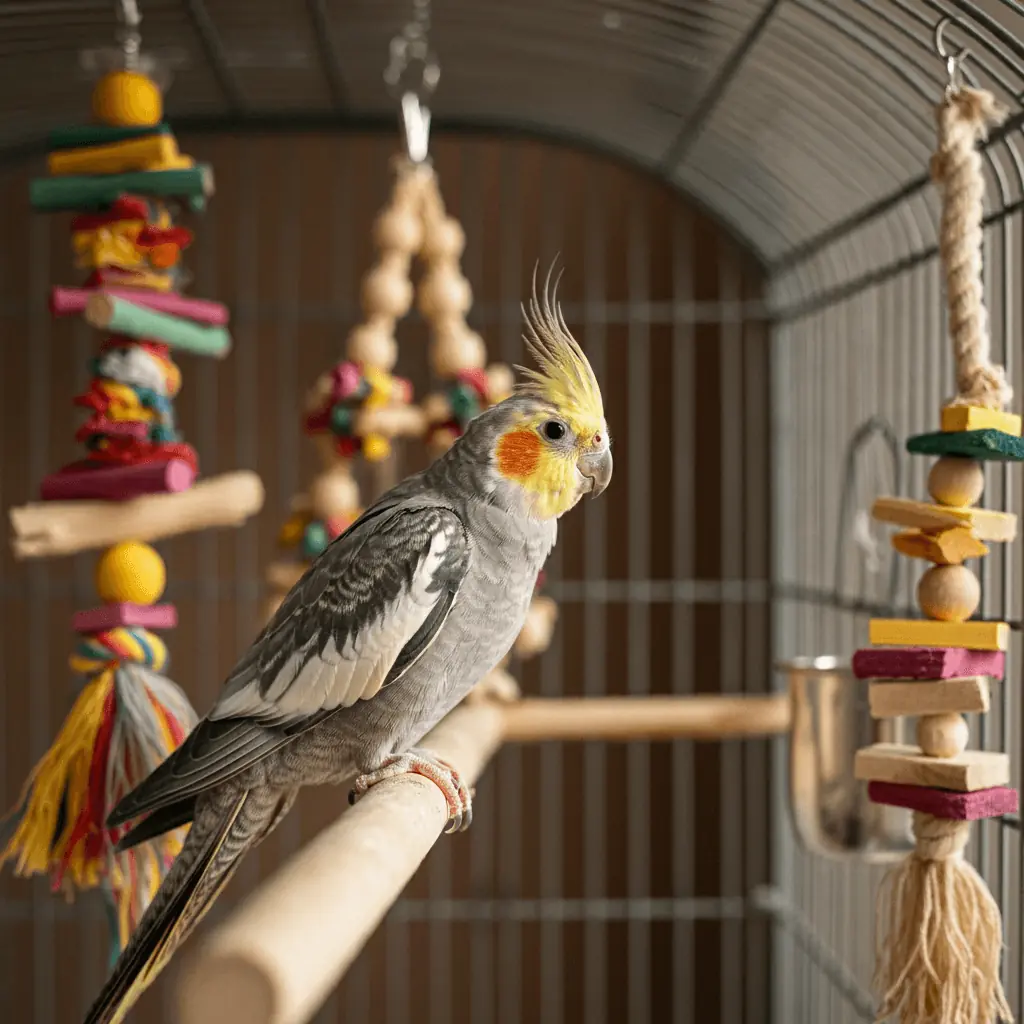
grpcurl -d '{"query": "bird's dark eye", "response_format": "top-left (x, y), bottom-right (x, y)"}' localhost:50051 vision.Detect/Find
top-left (543, 420), bottom-right (566, 441)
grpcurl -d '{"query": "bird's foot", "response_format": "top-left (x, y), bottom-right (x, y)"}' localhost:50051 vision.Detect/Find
top-left (349, 747), bottom-right (473, 833)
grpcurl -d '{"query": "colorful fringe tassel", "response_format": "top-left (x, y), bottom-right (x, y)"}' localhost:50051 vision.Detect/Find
top-left (0, 662), bottom-right (197, 953)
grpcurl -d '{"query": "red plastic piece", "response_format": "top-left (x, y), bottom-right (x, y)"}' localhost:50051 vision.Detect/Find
top-left (868, 781), bottom-right (1018, 821)
top-left (852, 647), bottom-right (1005, 681)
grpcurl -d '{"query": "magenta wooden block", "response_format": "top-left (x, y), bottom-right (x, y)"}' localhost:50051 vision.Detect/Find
top-left (40, 458), bottom-right (195, 501)
top-left (868, 781), bottom-right (1018, 821)
top-left (50, 285), bottom-right (230, 326)
top-left (852, 646), bottom-right (1005, 681)
top-left (73, 603), bottom-right (178, 632)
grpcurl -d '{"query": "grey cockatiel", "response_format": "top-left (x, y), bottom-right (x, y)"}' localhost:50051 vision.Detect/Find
top-left (83, 273), bottom-right (612, 1024)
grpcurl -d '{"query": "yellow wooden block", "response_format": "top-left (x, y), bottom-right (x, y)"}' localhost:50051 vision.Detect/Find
top-left (872, 497), bottom-right (1016, 542)
top-left (941, 404), bottom-right (1022, 437)
top-left (854, 743), bottom-right (1008, 792)
top-left (47, 134), bottom-right (180, 177)
top-left (869, 618), bottom-right (1009, 651)
top-left (891, 528), bottom-right (989, 565)
top-left (868, 677), bottom-right (990, 719)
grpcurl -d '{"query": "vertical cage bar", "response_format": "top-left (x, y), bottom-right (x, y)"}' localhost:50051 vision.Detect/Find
top-left (538, 144), bottom-right (566, 1024)
top-left (497, 142), bottom-right (524, 1024)
top-left (582, 161), bottom-right (610, 1024)
top-left (626, 185), bottom-right (652, 1024)
top-left (671, 204), bottom-right (696, 1024)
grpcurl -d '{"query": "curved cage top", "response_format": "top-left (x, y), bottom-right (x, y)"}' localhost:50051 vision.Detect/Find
top-left (3, 1), bottom-right (1024, 306)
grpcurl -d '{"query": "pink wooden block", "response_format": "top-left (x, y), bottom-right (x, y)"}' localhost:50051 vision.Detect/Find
top-left (852, 646), bottom-right (1005, 681)
top-left (73, 603), bottom-right (178, 633)
top-left (868, 781), bottom-right (1018, 821)
top-left (40, 458), bottom-right (195, 501)
top-left (50, 285), bottom-right (230, 326)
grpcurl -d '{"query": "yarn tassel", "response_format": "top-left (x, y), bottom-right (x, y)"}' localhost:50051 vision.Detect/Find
top-left (874, 811), bottom-right (1011, 1024)
top-left (0, 662), bottom-right (197, 954)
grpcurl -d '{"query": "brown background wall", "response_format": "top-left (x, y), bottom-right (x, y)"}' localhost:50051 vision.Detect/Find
top-left (0, 132), bottom-right (772, 1023)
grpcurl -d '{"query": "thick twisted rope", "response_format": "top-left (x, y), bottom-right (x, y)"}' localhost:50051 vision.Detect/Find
top-left (931, 86), bottom-right (1011, 409)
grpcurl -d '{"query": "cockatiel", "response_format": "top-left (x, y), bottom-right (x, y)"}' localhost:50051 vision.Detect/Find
top-left (83, 270), bottom-right (612, 1024)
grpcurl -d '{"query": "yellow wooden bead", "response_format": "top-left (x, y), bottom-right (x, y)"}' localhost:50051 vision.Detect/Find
top-left (917, 712), bottom-right (969, 758)
top-left (917, 564), bottom-right (980, 622)
top-left (928, 456), bottom-right (984, 507)
top-left (91, 70), bottom-right (163, 127)
top-left (363, 435), bottom-right (391, 461)
top-left (95, 541), bottom-right (166, 604)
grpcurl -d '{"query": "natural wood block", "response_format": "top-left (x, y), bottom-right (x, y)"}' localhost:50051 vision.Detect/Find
top-left (941, 405), bottom-right (1022, 437)
top-left (854, 743), bottom-right (1009, 792)
top-left (869, 618), bottom-right (1009, 651)
top-left (868, 677), bottom-right (989, 718)
top-left (852, 646), bottom-right (1004, 680)
top-left (871, 497), bottom-right (1016, 542)
top-left (868, 781), bottom-right (1018, 821)
top-left (891, 528), bottom-right (989, 564)
top-left (907, 428), bottom-right (1024, 462)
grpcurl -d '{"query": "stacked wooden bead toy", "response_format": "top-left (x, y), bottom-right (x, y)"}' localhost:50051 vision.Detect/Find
top-left (2, 56), bottom-right (263, 959)
top-left (854, 406), bottom-right (1020, 806)
top-left (850, 59), bottom-right (1017, 1024)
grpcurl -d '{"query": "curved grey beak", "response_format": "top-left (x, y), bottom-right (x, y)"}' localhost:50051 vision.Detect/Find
top-left (579, 447), bottom-right (613, 499)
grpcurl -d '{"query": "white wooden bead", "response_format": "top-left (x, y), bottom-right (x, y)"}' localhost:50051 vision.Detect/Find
top-left (430, 325), bottom-right (486, 377)
top-left (361, 264), bottom-right (413, 320)
top-left (309, 470), bottom-right (359, 519)
top-left (419, 266), bottom-right (472, 319)
top-left (373, 207), bottom-right (423, 254)
top-left (917, 712), bottom-right (969, 758)
top-left (485, 363), bottom-right (515, 402)
top-left (421, 217), bottom-right (465, 261)
top-left (928, 456), bottom-right (984, 507)
top-left (917, 564), bottom-right (980, 622)
top-left (347, 323), bottom-right (397, 371)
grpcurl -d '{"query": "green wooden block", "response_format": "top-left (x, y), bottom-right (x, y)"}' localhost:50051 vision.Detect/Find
top-left (29, 165), bottom-right (213, 213)
top-left (906, 428), bottom-right (1024, 462)
top-left (47, 122), bottom-right (172, 152)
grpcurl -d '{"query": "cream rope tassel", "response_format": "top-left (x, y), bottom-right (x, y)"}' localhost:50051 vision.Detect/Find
top-left (931, 85), bottom-right (1010, 409)
top-left (875, 812), bottom-right (1011, 1024)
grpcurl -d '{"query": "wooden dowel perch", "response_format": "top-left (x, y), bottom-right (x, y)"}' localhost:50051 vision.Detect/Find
top-left (176, 693), bottom-right (790, 1024)
top-left (10, 470), bottom-right (264, 558)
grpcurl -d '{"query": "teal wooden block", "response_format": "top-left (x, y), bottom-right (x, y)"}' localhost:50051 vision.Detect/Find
top-left (47, 122), bottom-right (172, 152)
top-left (906, 428), bottom-right (1024, 462)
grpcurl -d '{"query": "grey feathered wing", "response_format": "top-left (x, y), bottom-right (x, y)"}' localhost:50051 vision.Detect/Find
top-left (108, 501), bottom-right (470, 835)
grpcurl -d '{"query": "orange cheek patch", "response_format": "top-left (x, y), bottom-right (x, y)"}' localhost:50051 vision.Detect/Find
top-left (496, 429), bottom-right (542, 480)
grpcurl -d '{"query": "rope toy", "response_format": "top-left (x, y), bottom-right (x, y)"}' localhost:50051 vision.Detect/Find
top-left (854, 22), bottom-right (1019, 1024)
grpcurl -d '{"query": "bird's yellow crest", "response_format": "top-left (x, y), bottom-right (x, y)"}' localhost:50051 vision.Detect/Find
top-left (515, 265), bottom-right (604, 437)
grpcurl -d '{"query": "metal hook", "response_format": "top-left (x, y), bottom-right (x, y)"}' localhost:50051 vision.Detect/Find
top-left (934, 17), bottom-right (970, 95)
top-left (117, 0), bottom-right (142, 70)
top-left (385, 0), bottom-right (439, 164)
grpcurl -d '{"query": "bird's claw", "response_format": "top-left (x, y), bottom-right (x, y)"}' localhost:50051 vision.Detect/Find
top-left (349, 747), bottom-right (473, 834)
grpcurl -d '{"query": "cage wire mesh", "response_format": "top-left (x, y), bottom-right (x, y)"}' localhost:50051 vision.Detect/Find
top-left (0, 0), bottom-right (1022, 1023)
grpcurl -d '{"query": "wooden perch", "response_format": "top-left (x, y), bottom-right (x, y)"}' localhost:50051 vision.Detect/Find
top-left (10, 470), bottom-right (264, 558)
top-left (175, 692), bottom-right (790, 1024)
top-left (177, 703), bottom-right (505, 1024)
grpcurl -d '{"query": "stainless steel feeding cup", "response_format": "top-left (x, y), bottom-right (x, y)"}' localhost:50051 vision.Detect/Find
top-left (781, 656), bottom-right (913, 862)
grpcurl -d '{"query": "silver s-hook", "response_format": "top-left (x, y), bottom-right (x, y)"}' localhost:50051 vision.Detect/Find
top-left (934, 17), bottom-right (970, 96)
